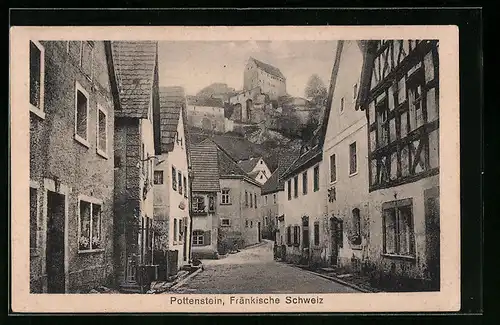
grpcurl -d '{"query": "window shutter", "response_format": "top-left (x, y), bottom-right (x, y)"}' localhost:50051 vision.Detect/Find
top-left (204, 230), bottom-right (211, 245)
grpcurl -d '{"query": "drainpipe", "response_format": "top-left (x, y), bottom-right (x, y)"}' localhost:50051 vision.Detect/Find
top-left (187, 166), bottom-right (194, 263)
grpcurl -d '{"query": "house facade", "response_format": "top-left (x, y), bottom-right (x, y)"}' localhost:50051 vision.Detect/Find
top-left (189, 141), bottom-right (221, 260)
top-left (243, 57), bottom-right (286, 100)
top-left (322, 41), bottom-right (370, 271)
top-left (110, 41), bottom-right (159, 292)
top-left (237, 157), bottom-right (272, 185)
top-left (217, 146), bottom-right (263, 249)
top-left (153, 86), bottom-right (191, 273)
top-left (357, 40), bottom-right (440, 290)
top-left (280, 145), bottom-right (327, 265)
top-left (29, 40), bottom-right (115, 293)
top-left (186, 95), bottom-right (225, 133)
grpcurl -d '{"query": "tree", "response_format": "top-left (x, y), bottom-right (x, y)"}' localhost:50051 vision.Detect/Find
top-left (304, 74), bottom-right (328, 106)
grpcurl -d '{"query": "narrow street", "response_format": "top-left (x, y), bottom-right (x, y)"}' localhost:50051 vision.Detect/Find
top-left (173, 240), bottom-right (360, 294)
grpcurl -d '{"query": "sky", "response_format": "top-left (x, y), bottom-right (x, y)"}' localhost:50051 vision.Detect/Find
top-left (158, 40), bottom-right (338, 97)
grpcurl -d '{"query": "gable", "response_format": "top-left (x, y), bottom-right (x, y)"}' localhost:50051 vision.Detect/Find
top-left (111, 41), bottom-right (157, 119)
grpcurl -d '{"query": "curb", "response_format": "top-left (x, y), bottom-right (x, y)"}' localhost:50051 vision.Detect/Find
top-left (170, 267), bottom-right (203, 291)
top-left (280, 262), bottom-right (373, 293)
top-left (243, 240), bottom-right (269, 250)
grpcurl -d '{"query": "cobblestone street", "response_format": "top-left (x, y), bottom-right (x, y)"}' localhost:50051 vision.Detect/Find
top-left (173, 240), bottom-right (360, 294)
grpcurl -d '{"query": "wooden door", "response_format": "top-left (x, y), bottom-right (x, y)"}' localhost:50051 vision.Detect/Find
top-left (46, 191), bottom-right (65, 293)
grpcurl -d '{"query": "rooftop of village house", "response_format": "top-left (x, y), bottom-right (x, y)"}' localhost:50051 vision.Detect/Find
top-left (249, 57), bottom-right (286, 80)
top-left (111, 41), bottom-right (158, 119)
top-left (157, 86), bottom-right (187, 153)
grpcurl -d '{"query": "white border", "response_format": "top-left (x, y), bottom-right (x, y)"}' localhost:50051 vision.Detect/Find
top-left (11, 25), bottom-right (460, 313)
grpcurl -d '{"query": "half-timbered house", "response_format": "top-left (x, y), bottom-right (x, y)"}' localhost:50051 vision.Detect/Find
top-left (356, 40), bottom-right (440, 291)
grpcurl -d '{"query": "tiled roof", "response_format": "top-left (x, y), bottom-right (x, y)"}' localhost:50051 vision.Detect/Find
top-left (217, 146), bottom-right (248, 177)
top-left (250, 57), bottom-right (286, 79)
top-left (281, 145), bottom-right (322, 181)
top-left (111, 41), bottom-right (157, 118)
top-left (186, 95), bottom-right (224, 108)
top-left (237, 157), bottom-right (262, 173)
top-left (210, 135), bottom-right (265, 161)
top-left (248, 170), bottom-right (261, 179)
top-left (158, 86), bottom-right (185, 153)
top-left (190, 140), bottom-right (221, 192)
top-left (262, 150), bottom-right (300, 194)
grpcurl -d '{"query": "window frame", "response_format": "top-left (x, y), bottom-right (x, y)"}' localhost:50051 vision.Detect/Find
top-left (96, 104), bottom-right (109, 159)
top-left (302, 171), bottom-right (308, 195)
top-left (192, 196), bottom-right (206, 213)
top-left (221, 188), bottom-right (231, 205)
top-left (183, 175), bottom-right (188, 198)
top-left (349, 141), bottom-right (358, 176)
top-left (220, 218), bottom-right (231, 227)
top-left (172, 166), bottom-right (177, 191)
top-left (77, 195), bottom-right (104, 253)
top-left (273, 194), bottom-right (277, 204)
top-left (154, 170), bottom-right (164, 185)
top-left (74, 81), bottom-right (91, 148)
top-left (29, 40), bottom-right (46, 119)
top-left (313, 222), bottom-right (320, 246)
top-left (192, 230), bottom-right (204, 246)
top-left (339, 96), bottom-right (345, 114)
top-left (178, 171), bottom-right (183, 195)
top-left (287, 180), bottom-right (292, 200)
top-left (330, 154), bottom-right (337, 184)
top-left (313, 165), bottom-right (320, 192)
top-left (382, 199), bottom-right (416, 259)
top-left (293, 175), bottom-right (299, 198)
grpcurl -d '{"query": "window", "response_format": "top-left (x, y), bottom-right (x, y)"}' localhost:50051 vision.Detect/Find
top-left (313, 166), bottom-right (320, 192)
top-left (154, 171), bottom-right (164, 185)
top-left (273, 194), bottom-right (277, 204)
top-left (183, 175), bottom-right (188, 197)
top-left (353, 83), bottom-right (358, 100)
top-left (74, 82), bottom-right (90, 146)
top-left (221, 218), bottom-right (230, 227)
top-left (193, 230), bottom-right (204, 246)
top-left (30, 187), bottom-right (38, 250)
top-left (81, 41), bottom-right (94, 79)
top-left (97, 105), bottom-right (108, 157)
top-left (250, 221), bottom-right (253, 228)
top-left (287, 180), bottom-right (292, 200)
top-left (314, 222), bottom-right (320, 246)
top-left (208, 195), bottom-right (215, 212)
top-left (250, 192), bottom-right (253, 208)
top-left (349, 142), bottom-right (357, 175)
top-left (178, 171), bottom-right (183, 194)
top-left (179, 219), bottom-right (184, 242)
top-left (293, 225), bottom-right (300, 246)
top-left (29, 40), bottom-right (45, 117)
top-left (408, 79), bottom-right (424, 131)
top-left (376, 98), bottom-right (389, 147)
top-left (330, 154), bottom-right (337, 183)
top-left (286, 226), bottom-right (292, 245)
top-left (383, 199), bottom-right (415, 257)
top-left (302, 171), bottom-right (308, 195)
top-left (293, 176), bottom-right (298, 198)
top-left (352, 208), bottom-right (362, 245)
top-left (78, 199), bottom-right (102, 251)
top-left (340, 97), bottom-right (345, 113)
top-left (245, 220), bottom-right (249, 228)
top-left (221, 189), bottom-right (231, 204)
top-left (192, 196), bottom-right (205, 212)
top-left (245, 190), bottom-right (249, 207)
top-left (265, 195), bottom-right (268, 205)
top-left (173, 219), bottom-right (178, 242)
top-left (254, 193), bottom-right (258, 209)
top-left (172, 166), bottom-right (177, 190)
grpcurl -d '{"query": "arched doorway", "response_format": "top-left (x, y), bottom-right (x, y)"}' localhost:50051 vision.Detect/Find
top-left (245, 99), bottom-right (253, 122)
top-left (201, 117), bottom-right (212, 130)
top-left (330, 216), bottom-right (343, 267)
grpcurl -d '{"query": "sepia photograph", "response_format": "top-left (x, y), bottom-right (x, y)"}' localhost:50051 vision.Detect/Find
top-left (11, 26), bottom-right (460, 313)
